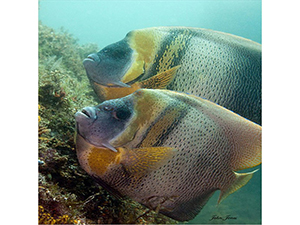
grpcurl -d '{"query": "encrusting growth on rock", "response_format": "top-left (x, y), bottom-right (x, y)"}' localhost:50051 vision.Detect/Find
top-left (38, 21), bottom-right (178, 224)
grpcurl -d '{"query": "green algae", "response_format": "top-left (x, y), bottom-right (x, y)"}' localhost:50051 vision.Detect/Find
top-left (38, 21), bottom-right (178, 224)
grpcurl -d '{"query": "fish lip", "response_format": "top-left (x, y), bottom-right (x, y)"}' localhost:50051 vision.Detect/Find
top-left (83, 53), bottom-right (98, 62)
top-left (87, 55), bottom-right (95, 60)
top-left (83, 57), bottom-right (95, 64)
top-left (83, 53), bottom-right (99, 66)
top-left (76, 107), bottom-right (98, 120)
top-left (75, 111), bottom-right (90, 120)
top-left (74, 108), bottom-right (98, 132)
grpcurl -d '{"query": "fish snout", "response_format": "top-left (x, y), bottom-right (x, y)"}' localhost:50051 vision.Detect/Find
top-left (75, 107), bottom-right (98, 125)
top-left (75, 106), bottom-right (99, 143)
top-left (81, 106), bottom-right (97, 120)
top-left (83, 53), bottom-right (100, 64)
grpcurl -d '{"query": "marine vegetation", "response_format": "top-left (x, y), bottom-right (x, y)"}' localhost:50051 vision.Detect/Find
top-left (38, 21), bottom-right (178, 224)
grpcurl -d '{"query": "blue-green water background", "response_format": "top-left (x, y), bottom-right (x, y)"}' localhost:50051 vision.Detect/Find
top-left (39, 0), bottom-right (261, 224)
top-left (39, 0), bottom-right (261, 48)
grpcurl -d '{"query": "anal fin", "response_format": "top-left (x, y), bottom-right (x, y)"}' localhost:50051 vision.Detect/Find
top-left (218, 169), bottom-right (259, 204)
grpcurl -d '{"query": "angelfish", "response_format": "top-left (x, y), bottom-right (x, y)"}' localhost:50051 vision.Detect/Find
top-left (83, 27), bottom-right (261, 124)
top-left (75, 89), bottom-right (261, 221)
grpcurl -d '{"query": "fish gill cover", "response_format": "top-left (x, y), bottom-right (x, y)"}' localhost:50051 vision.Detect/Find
top-left (38, 21), bottom-right (178, 224)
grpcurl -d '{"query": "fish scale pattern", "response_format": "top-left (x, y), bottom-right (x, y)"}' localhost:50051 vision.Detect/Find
top-left (107, 94), bottom-right (235, 221)
top-left (75, 89), bottom-right (261, 222)
top-left (85, 27), bottom-right (261, 124)
top-left (129, 27), bottom-right (261, 124)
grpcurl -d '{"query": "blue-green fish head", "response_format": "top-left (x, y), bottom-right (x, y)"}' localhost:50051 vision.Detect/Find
top-left (75, 99), bottom-right (133, 152)
top-left (83, 39), bottom-right (134, 88)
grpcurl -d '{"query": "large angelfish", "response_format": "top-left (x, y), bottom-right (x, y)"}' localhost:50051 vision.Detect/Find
top-left (83, 27), bottom-right (261, 124)
top-left (75, 89), bottom-right (261, 221)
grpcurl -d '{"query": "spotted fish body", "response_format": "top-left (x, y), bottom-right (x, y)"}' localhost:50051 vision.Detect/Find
top-left (83, 27), bottom-right (261, 124)
top-left (75, 89), bottom-right (261, 221)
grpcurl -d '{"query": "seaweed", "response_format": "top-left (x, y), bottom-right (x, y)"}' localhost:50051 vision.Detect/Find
top-left (38, 21), bottom-right (178, 224)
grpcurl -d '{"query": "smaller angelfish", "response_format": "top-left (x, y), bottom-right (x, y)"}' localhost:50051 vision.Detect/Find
top-left (75, 89), bottom-right (261, 221)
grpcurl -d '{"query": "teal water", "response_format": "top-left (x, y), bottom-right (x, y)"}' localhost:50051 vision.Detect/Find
top-left (189, 167), bottom-right (261, 224)
top-left (39, 0), bottom-right (261, 48)
top-left (39, 1), bottom-right (261, 224)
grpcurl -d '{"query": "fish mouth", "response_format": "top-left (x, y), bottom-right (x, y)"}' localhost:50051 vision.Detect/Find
top-left (83, 53), bottom-right (98, 63)
top-left (87, 55), bottom-right (95, 60)
top-left (74, 107), bottom-right (98, 138)
top-left (75, 111), bottom-right (88, 124)
top-left (76, 107), bottom-right (97, 120)
top-left (83, 56), bottom-right (95, 64)
top-left (81, 108), bottom-right (91, 117)
top-left (75, 110), bottom-right (89, 119)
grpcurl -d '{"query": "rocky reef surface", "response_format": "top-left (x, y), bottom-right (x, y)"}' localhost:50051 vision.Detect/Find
top-left (38, 22), bottom-right (178, 224)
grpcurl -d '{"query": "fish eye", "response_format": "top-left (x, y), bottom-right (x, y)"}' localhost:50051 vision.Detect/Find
top-left (113, 107), bottom-right (131, 121)
top-left (104, 106), bottom-right (113, 111)
top-left (99, 104), bottom-right (113, 111)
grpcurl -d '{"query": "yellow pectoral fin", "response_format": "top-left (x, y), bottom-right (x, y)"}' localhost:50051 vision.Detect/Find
top-left (95, 82), bottom-right (141, 100)
top-left (87, 147), bottom-right (120, 176)
top-left (218, 169), bottom-right (259, 204)
top-left (138, 65), bottom-right (180, 89)
top-left (119, 146), bottom-right (175, 178)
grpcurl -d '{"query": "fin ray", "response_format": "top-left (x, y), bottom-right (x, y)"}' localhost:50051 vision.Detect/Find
top-left (120, 146), bottom-right (175, 178)
top-left (139, 65), bottom-right (180, 89)
top-left (102, 142), bottom-right (118, 152)
top-left (111, 80), bottom-right (131, 88)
